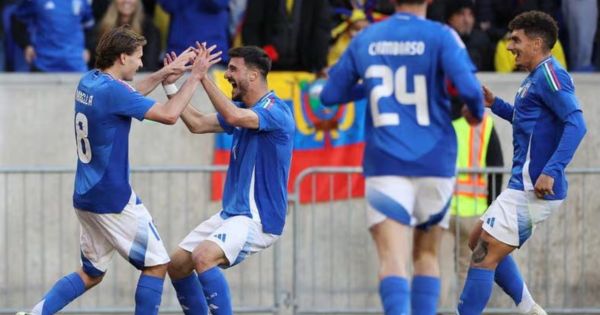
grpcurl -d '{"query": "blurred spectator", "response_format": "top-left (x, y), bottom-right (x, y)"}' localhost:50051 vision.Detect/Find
top-left (475, 0), bottom-right (559, 43)
top-left (11, 0), bottom-right (94, 72)
top-left (446, 0), bottom-right (494, 71)
top-left (92, 0), bottom-right (156, 22)
top-left (229, 0), bottom-right (247, 48)
top-left (242, 0), bottom-right (331, 74)
top-left (158, 0), bottom-right (229, 62)
top-left (2, 0), bottom-right (29, 71)
top-left (327, 8), bottom-right (368, 66)
top-left (88, 0), bottom-right (160, 71)
top-left (562, 0), bottom-right (598, 71)
top-left (494, 33), bottom-right (567, 72)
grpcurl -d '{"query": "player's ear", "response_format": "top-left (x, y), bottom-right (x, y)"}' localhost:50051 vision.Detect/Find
top-left (119, 53), bottom-right (127, 65)
top-left (249, 69), bottom-right (259, 82)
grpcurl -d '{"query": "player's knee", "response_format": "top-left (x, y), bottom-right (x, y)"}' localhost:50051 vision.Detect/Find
top-left (192, 248), bottom-right (224, 273)
top-left (413, 250), bottom-right (438, 271)
top-left (143, 263), bottom-right (168, 278)
top-left (78, 269), bottom-right (104, 288)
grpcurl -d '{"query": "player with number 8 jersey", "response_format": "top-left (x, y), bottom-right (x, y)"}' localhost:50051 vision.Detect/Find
top-left (320, 1), bottom-right (485, 314)
top-left (17, 25), bottom-right (223, 315)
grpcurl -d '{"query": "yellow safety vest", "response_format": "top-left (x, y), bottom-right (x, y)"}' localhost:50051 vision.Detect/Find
top-left (451, 114), bottom-right (494, 217)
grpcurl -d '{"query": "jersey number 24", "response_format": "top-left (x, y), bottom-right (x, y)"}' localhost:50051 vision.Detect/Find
top-left (366, 65), bottom-right (430, 127)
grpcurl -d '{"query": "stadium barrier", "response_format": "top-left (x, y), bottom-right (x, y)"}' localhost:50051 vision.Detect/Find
top-left (290, 166), bottom-right (600, 315)
top-left (0, 166), bottom-right (284, 314)
top-left (2, 166), bottom-right (600, 314)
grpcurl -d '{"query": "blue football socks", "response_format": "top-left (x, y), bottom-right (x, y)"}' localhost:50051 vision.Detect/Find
top-left (135, 274), bottom-right (164, 315)
top-left (495, 255), bottom-right (535, 313)
top-left (197, 267), bottom-right (232, 315)
top-left (457, 267), bottom-right (494, 315)
top-left (411, 275), bottom-right (440, 315)
top-left (379, 276), bottom-right (410, 315)
top-left (172, 273), bottom-right (209, 315)
top-left (36, 272), bottom-right (85, 315)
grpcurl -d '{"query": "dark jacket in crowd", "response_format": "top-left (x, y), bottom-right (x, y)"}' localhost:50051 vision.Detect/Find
top-left (243, 0), bottom-right (331, 73)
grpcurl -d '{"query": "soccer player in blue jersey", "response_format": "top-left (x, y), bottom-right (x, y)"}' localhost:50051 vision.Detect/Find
top-left (319, 0), bottom-right (485, 314)
top-left (457, 11), bottom-right (587, 315)
top-left (17, 26), bottom-right (222, 315)
top-left (162, 45), bottom-right (294, 315)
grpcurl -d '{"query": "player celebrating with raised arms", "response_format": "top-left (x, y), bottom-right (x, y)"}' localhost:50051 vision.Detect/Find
top-left (161, 44), bottom-right (294, 315)
top-left (456, 11), bottom-right (587, 315)
top-left (17, 25), bottom-right (221, 315)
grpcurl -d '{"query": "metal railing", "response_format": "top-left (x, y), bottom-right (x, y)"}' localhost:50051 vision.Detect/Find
top-left (290, 166), bottom-right (600, 315)
top-left (2, 166), bottom-right (600, 314)
top-left (0, 166), bottom-right (282, 314)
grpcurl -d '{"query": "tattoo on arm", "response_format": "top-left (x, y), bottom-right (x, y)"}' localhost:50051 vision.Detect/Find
top-left (472, 239), bottom-right (489, 264)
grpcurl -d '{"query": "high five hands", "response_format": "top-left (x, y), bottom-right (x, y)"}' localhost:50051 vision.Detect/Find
top-left (163, 42), bottom-right (223, 84)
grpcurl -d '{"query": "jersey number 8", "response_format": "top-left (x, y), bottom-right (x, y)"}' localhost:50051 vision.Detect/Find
top-left (75, 112), bottom-right (92, 164)
top-left (366, 65), bottom-right (429, 127)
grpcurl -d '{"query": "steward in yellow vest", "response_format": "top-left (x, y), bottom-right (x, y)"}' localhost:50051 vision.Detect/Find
top-left (451, 113), bottom-right (503, 217)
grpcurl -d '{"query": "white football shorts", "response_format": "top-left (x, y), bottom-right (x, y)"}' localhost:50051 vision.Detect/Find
top-left (366, 176), bottom-right (455, 229)
top-left (75, 192), bottom-right (170, 276)
top-left (179, 212), bottom-right (279, 267)
top-left (481, 188), bottom-right (563, 247)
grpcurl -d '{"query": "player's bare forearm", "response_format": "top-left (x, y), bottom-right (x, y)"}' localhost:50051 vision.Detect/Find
top-left (200, 76), bottom-right (259, 129)
top-left (180, 105), bottom-right (223, 134)
top-left (135, 68), bottom-right (169, 96)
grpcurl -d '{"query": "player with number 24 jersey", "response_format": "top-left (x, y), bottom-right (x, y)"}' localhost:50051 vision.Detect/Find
top-left (320, 3), bottom-right (485, 314)
top-left (321, 12), bottom-right (484, 177)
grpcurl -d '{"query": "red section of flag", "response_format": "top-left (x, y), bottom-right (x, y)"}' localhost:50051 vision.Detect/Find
top-left (211, 150), bottom-right (230, 201)
top-left (290, 143), bottom-right (365, 203)
top-left (211, 143), bottom-right (365, 203)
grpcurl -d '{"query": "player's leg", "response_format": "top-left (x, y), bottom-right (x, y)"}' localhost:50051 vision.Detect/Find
top-left (411, 226), bottom-right (443, 315)
top-left (98, 196), bottom-right (170, 315)
top-left (370, 220), bottom-right (411, 315)
top-left (410, 176), bottom-right (455, 315)
top-left (26, 209), bottom-right (113, 315)
top-left (468, 220), bottom-right (539, 314)
top-left (27, 268), bottom-right (103, 315)
top-left (168, 248), bottom-right (209, 315)
top-left (366, 176), bottom-right (415, 315)
top-left (192, 240), bottom-right (232, 315)
top-left (458, 229), bottom-right (515, 315)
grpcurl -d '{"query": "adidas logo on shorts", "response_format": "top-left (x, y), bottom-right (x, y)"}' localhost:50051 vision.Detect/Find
top-left (213, 233), bottom-right (227, 242)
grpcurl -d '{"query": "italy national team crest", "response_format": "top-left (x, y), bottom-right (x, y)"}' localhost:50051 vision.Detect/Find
top-left (517, 81), bottom-right (532, 98)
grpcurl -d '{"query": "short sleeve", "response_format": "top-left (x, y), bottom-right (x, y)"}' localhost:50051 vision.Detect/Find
top-left (217, 113), bottom-right (235, 134)
top-left (109, 81), bottom-right (155, 121)
top-left (251, 102), bottom-right (289, 132)
top-left (81, 0), bottom-right (95, 29)
top-left (537, 66), bottom-right (581, 121)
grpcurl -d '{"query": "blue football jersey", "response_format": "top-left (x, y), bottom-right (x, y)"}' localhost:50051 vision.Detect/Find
top-left (491, 57), bottom-right (583, 200)
top-left (217, 92), bottom-right (294, 235)
top-left (73, 70), bottom-right (155, 213)
top-left (15, 0), bottom-right (94, 71)
top-left (321, 13), bottom-right (484, 177)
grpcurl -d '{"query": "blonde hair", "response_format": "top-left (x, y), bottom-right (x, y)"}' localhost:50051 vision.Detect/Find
top-left (98, 0), bottom-right (145, 39)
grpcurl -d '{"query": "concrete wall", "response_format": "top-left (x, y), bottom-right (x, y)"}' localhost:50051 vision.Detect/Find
top-left (1, 73), bottom-right (599, 313)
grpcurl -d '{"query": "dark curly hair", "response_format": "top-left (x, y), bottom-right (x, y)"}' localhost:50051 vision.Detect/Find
top-left (509, 11), bottom-right (558, 52)
top-left (95, 25), bottom-right (147, 70)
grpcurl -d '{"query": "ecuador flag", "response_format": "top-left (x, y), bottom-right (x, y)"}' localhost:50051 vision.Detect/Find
top-left (212, 71), bottom-right (365, 203)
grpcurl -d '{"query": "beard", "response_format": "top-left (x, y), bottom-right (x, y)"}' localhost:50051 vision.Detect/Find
top-left (231, 81), bottom-right (248, 102)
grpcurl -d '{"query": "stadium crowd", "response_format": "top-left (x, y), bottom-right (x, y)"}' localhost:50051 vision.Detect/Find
top-left (0, 0), bottom-right (599, 73)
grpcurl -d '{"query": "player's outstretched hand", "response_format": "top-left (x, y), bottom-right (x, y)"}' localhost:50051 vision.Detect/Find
top-left (163, 47), bottom-right (197, 85)
top-left (190, 41), bottom-right (223, 81)
top-left (534, 174), bottom-right (555, 199)
top-left (482, 85), bottom-right (495, 108)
